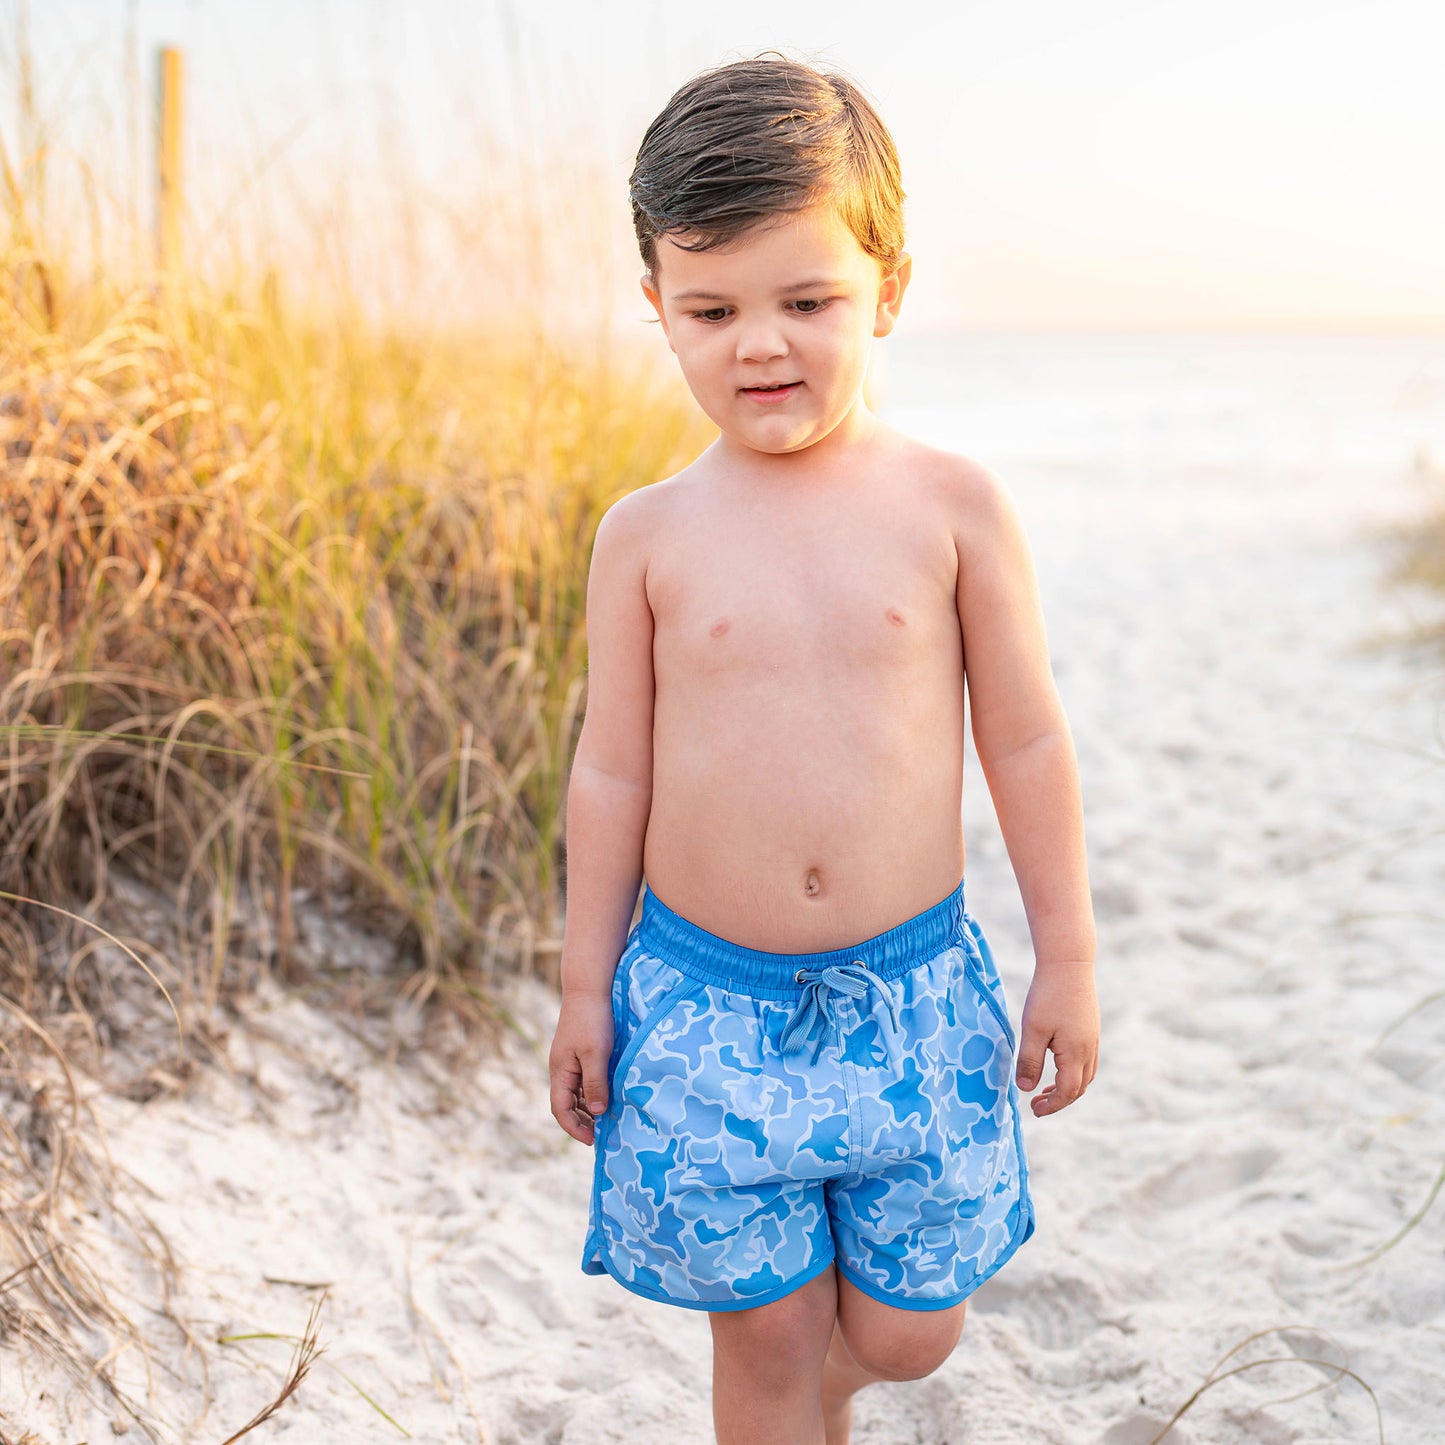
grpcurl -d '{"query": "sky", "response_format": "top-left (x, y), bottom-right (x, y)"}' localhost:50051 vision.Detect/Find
top-left (7, 0), bottom-right (1445, 331)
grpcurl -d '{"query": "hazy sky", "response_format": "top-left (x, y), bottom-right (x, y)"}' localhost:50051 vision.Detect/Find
top-left (11, 0), bottom-right (1445, 330)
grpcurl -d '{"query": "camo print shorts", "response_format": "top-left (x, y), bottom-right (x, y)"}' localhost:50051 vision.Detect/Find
top-left (580, 880), bottom-right (1034, 1312)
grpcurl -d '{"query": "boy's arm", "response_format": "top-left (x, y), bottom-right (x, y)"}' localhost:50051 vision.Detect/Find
top-left (952, 463), bottom-right (1099, 1117)
top-left (547, 495), bottom-right (656, 1143)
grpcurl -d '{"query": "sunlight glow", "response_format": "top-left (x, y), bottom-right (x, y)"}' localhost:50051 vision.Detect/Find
top-left (11, 0), bottom-right (1444, 330)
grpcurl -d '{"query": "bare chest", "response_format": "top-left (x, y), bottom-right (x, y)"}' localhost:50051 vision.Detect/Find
top-left (649, 516), bottom-right (959, 680)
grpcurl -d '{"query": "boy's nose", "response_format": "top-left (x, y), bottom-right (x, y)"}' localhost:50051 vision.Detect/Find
top-left (735, 318), bottom-right (788, 365)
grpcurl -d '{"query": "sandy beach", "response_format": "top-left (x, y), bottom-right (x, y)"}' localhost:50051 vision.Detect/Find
top-left (4, 340), bottom-right (1444, 1444)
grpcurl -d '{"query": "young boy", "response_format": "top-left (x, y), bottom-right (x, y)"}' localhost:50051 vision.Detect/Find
top-left (548, 56), bottom-right (1098, 1444)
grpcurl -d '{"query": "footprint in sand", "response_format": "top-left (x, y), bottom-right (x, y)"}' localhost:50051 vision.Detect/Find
top-left (1136, 1146), bottom-right (1281, 1210)
top-left (968, 1273), bottom-right (1109, 1352)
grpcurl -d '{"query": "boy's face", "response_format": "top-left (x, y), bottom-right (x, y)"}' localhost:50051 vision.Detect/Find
top-left (642, 205), bottom-right (910, 458)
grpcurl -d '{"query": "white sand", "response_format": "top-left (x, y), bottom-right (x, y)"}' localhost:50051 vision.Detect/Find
top-left (4, 421), bottom-right (1444, 1443)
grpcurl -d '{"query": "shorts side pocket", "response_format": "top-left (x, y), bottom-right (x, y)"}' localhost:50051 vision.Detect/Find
top-left (612, 973), bottom-right (697, 1104)
top-left (606, 932), bottom-right (644, 1080)
top-left (961, 955), bottom-right (1016, 1052)
top-left (958, 916), bottom-right (1016, 1052)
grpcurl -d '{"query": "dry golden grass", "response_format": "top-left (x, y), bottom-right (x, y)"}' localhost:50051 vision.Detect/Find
top-left (1146, 1326), bottom-right (1385, 1445)
top-left (0, 23), bottom-right (715, 1418)
top-left (2, 261), bottom-right (706, 978)
top-left (215, 1297), bottom-right (325, 1444)
top-left (0, 230), bottom-right (709, 1428)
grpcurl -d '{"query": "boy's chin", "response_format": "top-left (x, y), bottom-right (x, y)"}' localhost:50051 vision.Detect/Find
top-left (715, 416), bottom-right (846, 458)
top-left (735, 434), bottom-right (814, 456)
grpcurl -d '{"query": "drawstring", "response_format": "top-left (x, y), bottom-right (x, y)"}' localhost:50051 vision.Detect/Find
top-left (779, 960), bottom-right (900, 1060)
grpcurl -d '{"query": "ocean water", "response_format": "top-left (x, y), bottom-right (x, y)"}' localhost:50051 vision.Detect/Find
top-left (879, 330), bottom-right (1445, 546)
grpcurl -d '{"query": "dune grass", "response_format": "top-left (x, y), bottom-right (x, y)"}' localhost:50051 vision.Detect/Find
top-left (0, 18), bottom-right (712, 1426)
top-left (215, 1297), bottom-right (327, 1445)
top-left (1146, 1326), bottom-right (1385, 1445)
top-left (0, 221), bottom-right (708, 1426)
top-left (1, 256), bottom-right (706, 986)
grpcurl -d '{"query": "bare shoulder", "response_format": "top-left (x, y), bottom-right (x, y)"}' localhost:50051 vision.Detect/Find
top-left (915, 444), bottom-right (1012, 520)
top-left (592, 457), bottom-right (708, 558)
top-left (880, 434), bottom-right (1022, 549)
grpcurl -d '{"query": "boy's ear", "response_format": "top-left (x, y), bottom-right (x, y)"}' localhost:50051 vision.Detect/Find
top-left (873, 253), bottom-right (912, 339)
top-left (640, 273), bottom-right (676, 352)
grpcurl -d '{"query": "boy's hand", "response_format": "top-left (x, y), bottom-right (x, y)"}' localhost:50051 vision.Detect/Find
top-left (548, 991), bottom-right (615, 1144)
top-left (1015, 963), bottom-right (1099, 1117)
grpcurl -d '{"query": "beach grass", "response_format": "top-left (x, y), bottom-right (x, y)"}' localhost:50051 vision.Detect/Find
top-left (1148, 1326), bottom-right (1385, 1445)
top-left (215, 1297), bottom-right (327, 1444)
top-left (1, 255), bottom-right (705, 988)
top-left (0, 149), bottom-right (708, 1428)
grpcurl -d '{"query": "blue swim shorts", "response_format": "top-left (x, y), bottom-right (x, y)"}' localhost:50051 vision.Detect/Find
top-left (580, 880), bottom-right (1034, 1312)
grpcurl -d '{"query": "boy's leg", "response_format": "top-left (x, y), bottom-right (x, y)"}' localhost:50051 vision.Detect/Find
top-left (710, 1268), bottom-right (966, 1445)
top-left (709, 1267), bottom-right (838, 1445)
top-left (820, 1276), bottom-right (967, 1438)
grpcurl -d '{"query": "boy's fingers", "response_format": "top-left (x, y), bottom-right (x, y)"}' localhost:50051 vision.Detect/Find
top-left (1033, 1052), bottom-right (1088, 1115)
top-left (580, 1049), bottom-right (609, 1117)
top-left (1015, 1027), bottom-right (1050, 1090)
top-left (558, 1111), bottom-right (594, 1144)
top-left (549, 1053), bottom-right (596, 1143)
top-left (549, 1076), bottom-right (581, 1131)
top-left (1054, 1054), bottom-right (1086, 1107)
top-left (550, 1088), bottom-right (597, 1144)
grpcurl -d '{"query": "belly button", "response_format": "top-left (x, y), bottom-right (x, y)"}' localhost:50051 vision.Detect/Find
top-left (804, 869), bottom-right (822, 897)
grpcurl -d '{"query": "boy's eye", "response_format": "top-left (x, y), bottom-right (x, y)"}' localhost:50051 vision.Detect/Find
top-left (790, 298), bottom-right (826, 314)
top-left (695, 307), bottom-right (730, 323)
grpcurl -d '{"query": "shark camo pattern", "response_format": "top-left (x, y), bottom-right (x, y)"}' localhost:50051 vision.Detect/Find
top-left (582, 887), bottom-right (1034, 1312)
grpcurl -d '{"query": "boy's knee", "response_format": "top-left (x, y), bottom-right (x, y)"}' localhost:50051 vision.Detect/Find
top-left (711, 1275), bottom-right (836, 1382)
top-left (842, 1306), bottom-right (966, 1382)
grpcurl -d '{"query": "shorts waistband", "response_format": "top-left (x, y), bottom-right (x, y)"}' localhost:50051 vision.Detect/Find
top-left (636, 880), bottom-right (968, 1000)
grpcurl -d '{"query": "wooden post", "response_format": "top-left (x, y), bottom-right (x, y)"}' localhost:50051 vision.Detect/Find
top-left (126, 0), bottom-right (140, 264)
top-left (157, 47), bottom-right (183, 272)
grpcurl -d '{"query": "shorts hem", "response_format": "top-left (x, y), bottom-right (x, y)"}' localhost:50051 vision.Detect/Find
top-left (584, 1240), bottom-right (837, 1314)
top-left (834, 1200), bottom-right (1036, 1312)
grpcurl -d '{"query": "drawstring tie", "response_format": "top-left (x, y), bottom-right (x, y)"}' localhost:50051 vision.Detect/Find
top-left (779, 960), bottom-right (899, 1059)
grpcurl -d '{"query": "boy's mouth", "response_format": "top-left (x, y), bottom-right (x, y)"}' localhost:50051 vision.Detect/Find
top-left (740, 381), bottom-right (802, 404)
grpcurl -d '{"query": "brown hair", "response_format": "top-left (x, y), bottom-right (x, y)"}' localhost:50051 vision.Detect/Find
top-left (630, 55), bottom-right (905, 278)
